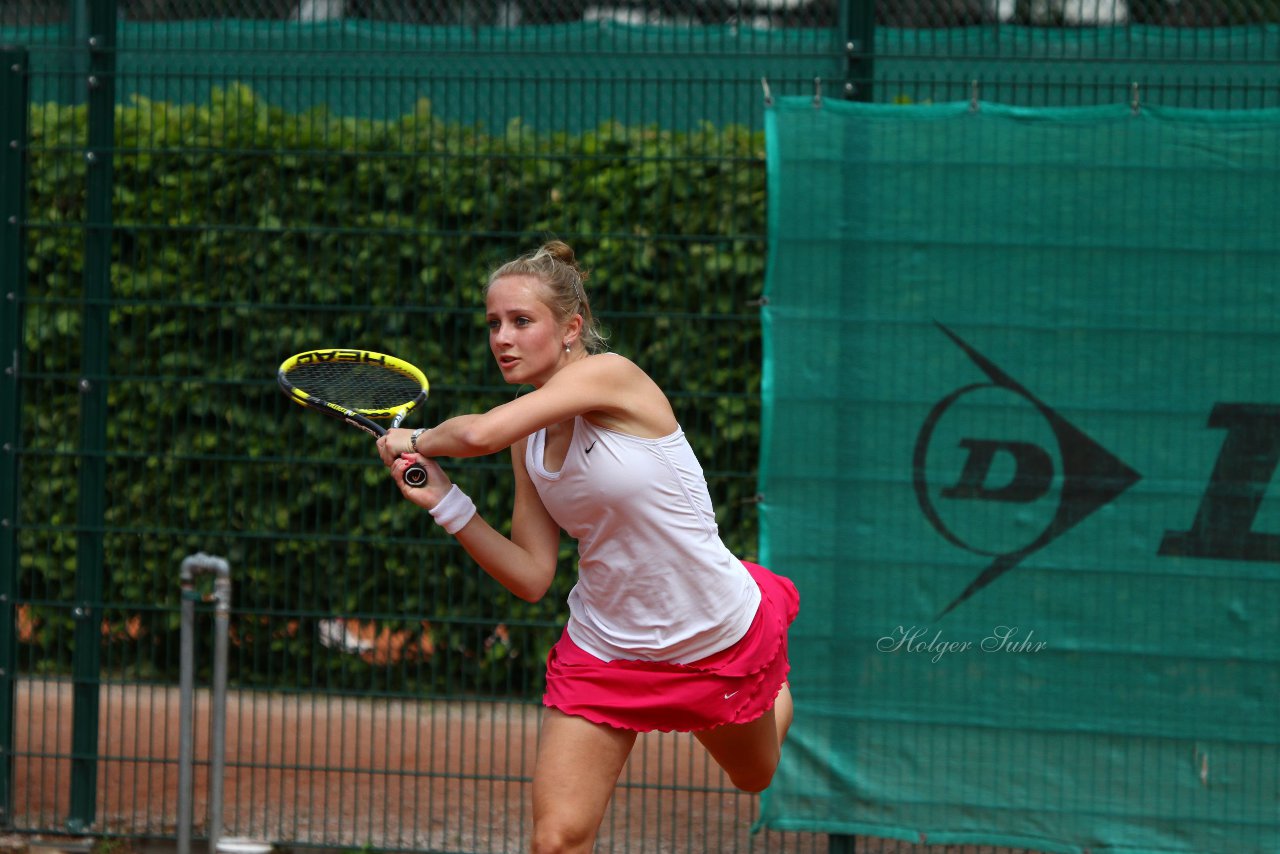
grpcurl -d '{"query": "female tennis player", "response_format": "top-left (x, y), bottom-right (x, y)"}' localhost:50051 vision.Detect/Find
top-left (375, 241), bottom-right (798, 853)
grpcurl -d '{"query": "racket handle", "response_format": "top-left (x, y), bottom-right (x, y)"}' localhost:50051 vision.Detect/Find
top-left (404, 462), bottom-right (428, 489)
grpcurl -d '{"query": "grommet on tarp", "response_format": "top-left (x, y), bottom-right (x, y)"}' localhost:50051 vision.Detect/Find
top-left (969, 79), bottom-right (980, 112)
top-left (761, 77), bottom-right (773, 107)
top-left (1131, 81), bottom-right (1141, 115)
top-left (813, 77), bottom-right (823, 108)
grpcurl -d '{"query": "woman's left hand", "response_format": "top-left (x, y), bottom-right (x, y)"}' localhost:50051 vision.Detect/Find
top-left (377, 428), bottom-right (415, 468)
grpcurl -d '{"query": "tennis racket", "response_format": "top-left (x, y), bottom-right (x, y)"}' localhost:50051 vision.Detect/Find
top-left (277, 348), bottom-right (430, 488)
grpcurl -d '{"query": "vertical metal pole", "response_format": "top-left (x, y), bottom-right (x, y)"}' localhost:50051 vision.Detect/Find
top-left (177, 573), bottom-right (198, 854)
top-left (64, 0), bottom-right (91, 105)
top-left (829, 835), bottom-right (859, 853)
top-left (207, 571), bottom-right (231, 854)
top-left (178, 554), bottom-right (231, 854)
top-left (828, 5), bottom-right (873, 851)
top-left (67, 0), bottom-right (116, 832)
top-left (0, 44), bottom-right (31, 829)
top-left (841, 0), bottom-right (876, 102)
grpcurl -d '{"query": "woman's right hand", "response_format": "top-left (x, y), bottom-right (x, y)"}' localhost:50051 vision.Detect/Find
top-left (388, 454), bottom-right (453, 511)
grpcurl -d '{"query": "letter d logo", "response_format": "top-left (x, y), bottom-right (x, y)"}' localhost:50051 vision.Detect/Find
top-left (914, 323), bottom-right (1142, 618)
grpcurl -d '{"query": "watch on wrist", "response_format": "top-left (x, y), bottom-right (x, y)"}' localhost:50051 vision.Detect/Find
top-left (409, 427), bottom-right (427, 455)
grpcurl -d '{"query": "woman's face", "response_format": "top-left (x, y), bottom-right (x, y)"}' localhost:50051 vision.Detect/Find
top-left (486, 275), bottom-right (569, 388)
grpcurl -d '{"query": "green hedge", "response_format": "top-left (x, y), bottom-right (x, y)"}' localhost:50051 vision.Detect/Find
top-left (16, 84), bottom-right (767, 697)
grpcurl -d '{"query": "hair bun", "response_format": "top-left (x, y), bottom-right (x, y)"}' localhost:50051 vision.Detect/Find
top-left (542, 240), bottom-right (589, 281)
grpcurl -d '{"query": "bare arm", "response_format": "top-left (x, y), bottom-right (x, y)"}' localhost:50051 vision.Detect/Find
top-left (387, 442), bottom-right (561, 602)
top-left (378, 353), bottom-right (673, 601)
top-left (378, 354), bottom-right (677, 466)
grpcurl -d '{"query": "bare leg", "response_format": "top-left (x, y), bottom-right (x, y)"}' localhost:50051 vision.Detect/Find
top-left (773, 682), bottom-right (794, 745)
top-left (531, 709), bottom-right (638, 854)
top-left (694, 682), bottom-right (793, 794)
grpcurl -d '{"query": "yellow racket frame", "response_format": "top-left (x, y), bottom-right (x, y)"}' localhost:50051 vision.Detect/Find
top-left (277, 348), bottom-right (429, 425)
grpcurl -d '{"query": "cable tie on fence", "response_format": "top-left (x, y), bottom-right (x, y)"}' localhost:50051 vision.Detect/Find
top-left (970, 80), bottom-right (980, 112)
top-left (813, 77), bottom-right (823, 108)
top-left (1131, 81), bottom-right (1141, 115)
top-left (761, 77), bottom-right (773, 107)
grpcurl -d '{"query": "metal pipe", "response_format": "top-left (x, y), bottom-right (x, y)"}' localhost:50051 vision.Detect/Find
top-left (0, 40), bottom-right (31, 838)
top-left (177, 553), bottom-right (231, 854)
top-left (208, 570), bottom-right (232, 854)
top-left (176, 572), bottom-right (197, 854)
top-left (67, 0), bottom-right (119, 825)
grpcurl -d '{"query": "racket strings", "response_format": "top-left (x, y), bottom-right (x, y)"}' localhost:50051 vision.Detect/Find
top-left (287, 362), bottom-right (422, 412)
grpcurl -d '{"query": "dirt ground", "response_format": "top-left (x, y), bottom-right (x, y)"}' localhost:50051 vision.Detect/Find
top-left (12, 679), bottom-right (823, 854)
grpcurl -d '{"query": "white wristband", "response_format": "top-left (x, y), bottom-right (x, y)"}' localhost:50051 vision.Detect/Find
top-left (428, 484), bottom-right (477, 535)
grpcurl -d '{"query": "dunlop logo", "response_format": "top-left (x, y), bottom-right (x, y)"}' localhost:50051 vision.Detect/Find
top-left (916, 321), bottom-right (1280, 618)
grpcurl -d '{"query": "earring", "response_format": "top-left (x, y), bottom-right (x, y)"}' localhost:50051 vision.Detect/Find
top-left (564, 342), bottom-right (571, 352)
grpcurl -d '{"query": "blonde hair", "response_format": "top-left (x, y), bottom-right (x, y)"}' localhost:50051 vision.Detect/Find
top-left (486, 241), bottom-right (608, 354)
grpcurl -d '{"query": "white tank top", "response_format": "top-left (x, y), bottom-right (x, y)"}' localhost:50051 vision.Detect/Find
top-left (525, 416), bottom-right (760, 663)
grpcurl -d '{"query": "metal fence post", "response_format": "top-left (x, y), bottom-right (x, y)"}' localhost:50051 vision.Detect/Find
top-left (0, 43), bottom-right (30, 830)
top-left (67, 0), bottom-right (91, 105)
top-left (829, 3), bottom-right (870, 850)
top-left (841, 0), bottom-right (876, 101)
top-left (829, 835), bottom-right (858, 853)
top-left (178, 553), bottom-right (232, 854)
top-left (67, 0), bottom-right (117, 832)
top-left (827, 5), bottom-right (874, 848)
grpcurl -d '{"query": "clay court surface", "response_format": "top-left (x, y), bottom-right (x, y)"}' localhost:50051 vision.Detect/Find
top-left (14, 679), bottom-right (799, 853)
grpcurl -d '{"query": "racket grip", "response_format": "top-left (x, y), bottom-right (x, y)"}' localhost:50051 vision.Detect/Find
top-left (404, 462), bottom-right (429, 489)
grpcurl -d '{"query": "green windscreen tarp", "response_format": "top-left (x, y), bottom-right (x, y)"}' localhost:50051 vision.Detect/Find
top-left (758, 97), bottom-right (1280, 852)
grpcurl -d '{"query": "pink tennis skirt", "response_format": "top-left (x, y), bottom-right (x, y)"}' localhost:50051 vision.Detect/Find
top-left (542, 561), bottom-right (800, 733)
